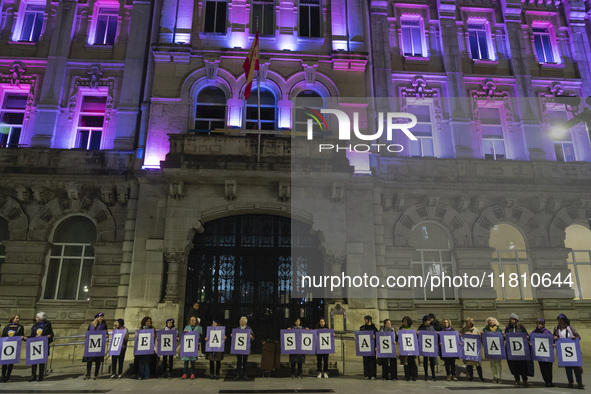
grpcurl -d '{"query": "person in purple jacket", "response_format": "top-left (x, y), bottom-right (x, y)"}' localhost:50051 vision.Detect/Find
top-left (531, 318), bottom-right (553, 387)
top-left (84, 312), bottom-right (108, 380)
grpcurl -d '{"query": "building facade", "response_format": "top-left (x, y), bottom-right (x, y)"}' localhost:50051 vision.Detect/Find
top-left (1, 0), bottom-right (591, 355)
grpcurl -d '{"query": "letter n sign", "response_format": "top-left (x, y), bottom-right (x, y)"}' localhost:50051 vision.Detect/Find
top-left (316, 329), bottom-right (335, 354)
top-left (26, 336), bottom-right (48, 365)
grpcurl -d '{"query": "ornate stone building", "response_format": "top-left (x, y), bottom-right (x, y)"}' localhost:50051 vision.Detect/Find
top-left (1, 0), bottom-right (591, 356)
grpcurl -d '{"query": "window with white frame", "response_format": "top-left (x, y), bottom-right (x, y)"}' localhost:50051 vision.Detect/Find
top-left (293, 90), bottom-right (323, 133)
top-left (533, 27), bottom-right (557, 64)
top-left (299, 0), bottom-right (321, 38)
top-left (19, 3), bottom-right (45, 42)
top-left (400, 19), bottom-right (425, 57)
top-left (479, 107), bottom-right (506, 160)
top-left (490, 224), bottom-right (533, 300)
top-left (0, 92), bottom-right (27, 148)
top-left (565, 224), bottom-right (591, 300)
top-left (93, 7), bottom-right (118, 45)
top-left (203, 0), bottom-right (227, 34)
top-left (75, 96), bottom-right (107, 150)
top-left (194, 86), bottom-right (227, 130)
top-left (43, 216), bottom-right (96, 301)
top-left (410, 223), bottom-right (456, 300)
top-left (467, 22), bottom-right (491, 60)
top-left (246, 88), bottom-right (276, 130)
top-left (547, 110), bottom-right (575, 162)
top-left (252, 0), bottom-right (274, 36)
top-left (408, 104), bottom-right (434, 157)
top-left (0, 217), bottom-right (7, 286)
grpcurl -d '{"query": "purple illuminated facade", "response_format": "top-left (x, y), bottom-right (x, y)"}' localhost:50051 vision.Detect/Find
top-left (1, 0), bottom-right (591, 358)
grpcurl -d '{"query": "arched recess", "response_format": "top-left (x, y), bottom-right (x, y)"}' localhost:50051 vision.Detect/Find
top-left (0, 194), bottom-right (28, 240)
top-left (181, 68), bottom-right (237, 102)
top-left (287, 72), bottom-right (340, 99)
top-left (549, 205), bottom-right (591, 247)
top-left (28, 196), bottom-right (116, 242)
top-left (473, 205), bottom-right (547, 248)
top-left (394, 202), bottom-right (472, 247)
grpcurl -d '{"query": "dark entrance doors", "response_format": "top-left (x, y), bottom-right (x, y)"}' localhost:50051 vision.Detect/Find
top-left (185, 215), bottom-right (324, 353)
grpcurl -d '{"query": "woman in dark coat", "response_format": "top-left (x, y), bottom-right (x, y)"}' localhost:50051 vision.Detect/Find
top-left (505, 313), bottom-right (529, 387)
top-left (289, 318), bottom-right (307, 379)
top-left (531, 318), bottom-right (553, 387)
top-left (85, 312), bottom-right (108, 380)
top-left (440, 318), bottom-right (457, 382)
top-left (399, 316), bottom-right (418, 381)
top-left (553, 314), bottom-right (584, 389)
top-left (28, 312), bottom-right (54, 382)
top-left (1, 314), bottom-right (25, 383)
top-left (205, 320), bottom-right (226, 379)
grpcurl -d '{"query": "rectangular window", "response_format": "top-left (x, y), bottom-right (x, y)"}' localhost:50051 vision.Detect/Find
top-left (412, 250), bottom-right (456, 300)
top-left (204, 0), bottom-right (227, 33)
top-left (408, 104), bottom-right (434, 157)
top-left (0, 93), bottom-right (27, 148)
top-left (491, 249), bottom-right (533, 300)
top-left (43, 244), bottom-right (94, 301)
top-left (252, 0), bottom-right (274, 36)
top-left (20, 4), bottom-right (45, 42)
top-left (94, 7), bottom-right (118, 45)
top-left (76, 96), bottom-right (106, 150)
top-left (299, 0), bottom-right (321, 38)
top-left (468, 23), bottom-right (489, 60)
top-left (548, 110), bottom-right (575, 162)
top-left (401, 20), bottom-right (423, 57)
top-left (533, 27), bottom-right (555, 63)
top-left (480, 107), bottom-right (506, 160)
top-left (567, 250), bottom-right (591, 300)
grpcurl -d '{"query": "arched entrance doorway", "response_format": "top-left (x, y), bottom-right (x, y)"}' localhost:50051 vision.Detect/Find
top-left (185, 214), bottom-right (324, 353)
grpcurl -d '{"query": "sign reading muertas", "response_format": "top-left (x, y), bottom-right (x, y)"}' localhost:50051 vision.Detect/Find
top-left (26, 336), bottom-right (48, 366)
top-left (505, 333), bottom-right (530, 361)
top-left (205, 326), bottom-right (226, 353)
top-left (300, 330), bottom-right (317, 355)
top-left (419, 331), bottom-right (438, 358)
top-left (482, 332), bottom-right (505, 360)
top-left (316, 329), bottom-right (335, 355)
top-left (461, 334), bottom-right (481, 362)
top-left (376, 332), bottom-right (396, 358)
top-left (134, 329), bottom-right (155, 356)
top-left (355, 331), bottom-right (375, 357)
top-left (399, 330), bottom-right (419, 356)
top-left (530, 333), bottom-right (554, 363)
top-left (180, 331), bottom-right (199, 358)
top-left (109, 329), bottom-right (126, 356)
top-left (556, 338), bottom-right (582, 367)
top-left (0, 337), bottom-right (22, 365)
top-left (440, 331), bottom-right (461, 358)
top-left (157, 330), bottom-right (178, 356)
top-left (84, 330), bottom-right (107, 358)
top-left (280, 329), bottom-right (299, 355)
top-left (230, 328), bottom-right (251, 355)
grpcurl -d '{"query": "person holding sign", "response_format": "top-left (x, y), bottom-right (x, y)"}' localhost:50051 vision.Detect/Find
top-left (505, 313), bottom-right (529, 387)
top-left (418, 315), bottom-right (437, 381)
top-left (136, 316), bottom-right (156, 380)
top-left (84, 312), bottom-right (108, 380)
top-left (460, 317), bottom-right (483, 382)
top-left (1, 314), bottom-right (24, 383)
top-left (205, 320), bottom-right (226, 380)
top-left (110, 319), bottom-right (128, 379)
top-left (231, 316), bottom-right (254, 381)
top-left (553, 314), bottom-right (583, 389)
top-left (288, 318), bottom-right (308, 379)
top-left (482, 317), bottom-right (502, 384)
top-left (440, 319), bottom-right (458, 382)
top-left (28, 312), bottom-right (54, 382)
top-left (360, 315), bottom-right (378, 380)
top-left (399, 316), bottom-right (418, 381)
top-left (162, 319), bottom-right (177, 378)
top-left (531, 318), bottom-right (554, 387)
top-left (379, 319), bottom-right (397, 381)
top-left (181, 316), bottom-right (201, 380)
top-left (315, 317), bottom-right (331, 379)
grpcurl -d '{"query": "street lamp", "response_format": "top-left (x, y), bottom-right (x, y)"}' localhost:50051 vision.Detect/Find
top-left (554, 95), bottom-right (591, 141)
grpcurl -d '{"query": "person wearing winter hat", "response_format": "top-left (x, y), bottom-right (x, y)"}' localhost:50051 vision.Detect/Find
top-left (532, 318), bottom-right (553, 387)
top-left (84, 312), bottom-right (108, 380)
top-left (110, 319), bottom-right (128, 379)
top-left (418, 315), bottom-right (437, 381)
top-left (162, 319), bottom-right (177, 378)
top-left (553, 314), bottom-right (584, 389)
top-left (28, 312), bottom-right (54, 382)
top-left (505, 313), bottom-right (529, 387)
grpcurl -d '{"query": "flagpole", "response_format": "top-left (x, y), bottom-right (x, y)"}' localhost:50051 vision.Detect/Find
top-left (256, 18), bottom-right (261, 162)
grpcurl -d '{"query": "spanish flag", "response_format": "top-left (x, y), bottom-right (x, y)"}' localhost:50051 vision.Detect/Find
top-left (243, 31), bottom-right (260, 100)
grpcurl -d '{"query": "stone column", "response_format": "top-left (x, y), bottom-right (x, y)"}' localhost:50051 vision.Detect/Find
top-left (163, 250), bottom-right (185, 302)
top-left (453, 247), bottom-right (497, 298)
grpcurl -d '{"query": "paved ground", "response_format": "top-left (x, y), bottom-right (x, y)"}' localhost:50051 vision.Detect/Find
top-left (0, 361), bottom-right (587, 393)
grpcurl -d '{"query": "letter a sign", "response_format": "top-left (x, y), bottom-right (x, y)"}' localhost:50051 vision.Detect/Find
top-left (355, 331), bottom-right (375, 356)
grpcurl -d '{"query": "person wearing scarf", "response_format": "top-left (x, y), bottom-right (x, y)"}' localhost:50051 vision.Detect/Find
top-left (85, 312), bottom-right (108, 380)
top-left (181, 316), bottom-right (201, 380)
top-left (232, 316), bottom-right (254, 381)
top-left (110, 318), bottom-right (128, 379)
top-left (482, 317), bottom-right (502, 383)
top-left (28, 312), bottom-right (54, 382)
top-left (440, 319), bottom-right (457, 382)
top-left (399, 316), bottom-right (418, 381)
top-left (360, 315), bottom-right (378, 380)
top-left (379, 319), bottom-right (397, 381)
top-left (553, 314), bottom-right (583, 389)
top-left (162, 318), bottom-right (176, 378)
top-left (418, 315), bottom-right (437, 381)
top-left (205, 320), bottom-right (226, 380)
top-left (1, 314), bottom-right (24, 383)
top-left (505, 313), bottom-right (529, 387)
top-left (461, 317), bottom-right (484, 382)
top-left (532, 318), bottom-right (553, 387)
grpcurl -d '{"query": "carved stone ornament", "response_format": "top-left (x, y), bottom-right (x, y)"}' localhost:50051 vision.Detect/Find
top-left (400, 76), bottom-right (442, 132)
top-left (1, 62), bottom-right (37, 119)
top-left (225, 180), bottom-right (237, 201)
top-left (67, 66), bottom-right (115, 121)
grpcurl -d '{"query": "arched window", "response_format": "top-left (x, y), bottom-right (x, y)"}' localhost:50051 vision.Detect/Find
top-left (0, 217), bottom-right (8, 285)
top-left (194, 86), bottom-right (227, 131)
top-left (293, 90), bottom-right (323, 133)
top-left (246, 88), bottom-right (276, 130)
top-left (43, 216), bottom-right (96, 300)
top-left (410, 222), bottom-right (456, 300)
top-left (565, 224), bottom-right (591, 300)
top-left (490, 224), bottom-right (532, 300)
